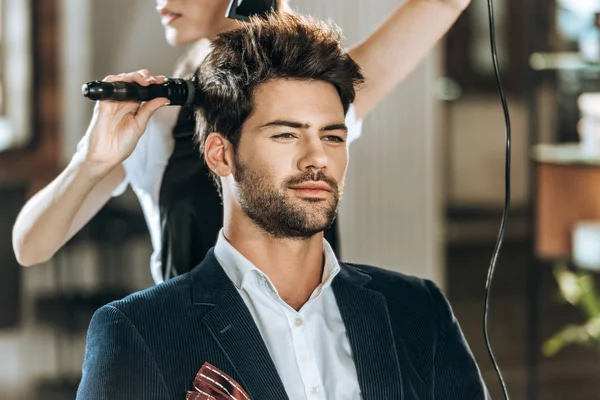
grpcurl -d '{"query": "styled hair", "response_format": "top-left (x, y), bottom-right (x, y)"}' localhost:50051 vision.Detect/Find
top-left (194, 12), bottom-right (364, 191)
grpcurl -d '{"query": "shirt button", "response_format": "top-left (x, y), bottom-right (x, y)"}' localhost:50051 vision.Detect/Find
top-left (310, 386), bottom-right (320, 396)
top-left (295, 318), bottom-right (303, 327)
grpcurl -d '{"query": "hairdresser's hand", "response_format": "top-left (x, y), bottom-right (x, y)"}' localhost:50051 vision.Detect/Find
top-left (78, 69), bottom-right (170, 172)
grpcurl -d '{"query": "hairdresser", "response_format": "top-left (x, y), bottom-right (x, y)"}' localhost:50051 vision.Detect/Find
top-left (13, 0), bottom-right (472, 284)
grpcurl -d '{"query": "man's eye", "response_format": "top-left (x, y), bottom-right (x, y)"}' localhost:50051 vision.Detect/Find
top-left (323, 135), bottom-right (345, 143)
top-left (272, 133), bottom-right (296, 139)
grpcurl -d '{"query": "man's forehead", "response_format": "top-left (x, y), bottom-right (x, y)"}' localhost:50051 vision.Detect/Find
top-left (249, 79), bottom-right (345, 121)
top-left (253, 77), bottom-right (335, 95)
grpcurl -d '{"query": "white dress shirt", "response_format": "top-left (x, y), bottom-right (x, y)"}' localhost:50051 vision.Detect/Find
top-left (214, 230), bottom-right (362, 400)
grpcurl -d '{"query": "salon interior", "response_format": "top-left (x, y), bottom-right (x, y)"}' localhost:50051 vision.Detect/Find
top-left (1, 0), bottom-right (600, 399)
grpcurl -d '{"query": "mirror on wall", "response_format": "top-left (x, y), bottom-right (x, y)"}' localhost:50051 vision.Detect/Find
top-left (0, 0), bottom-right (32, 152)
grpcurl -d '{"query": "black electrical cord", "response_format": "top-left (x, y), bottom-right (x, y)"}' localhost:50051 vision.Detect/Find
top-left (483, 0), bottom-right (511, 398)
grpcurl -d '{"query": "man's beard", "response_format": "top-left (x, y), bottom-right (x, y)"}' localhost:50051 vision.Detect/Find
top-left (234, 156), bottom-right (341, 239)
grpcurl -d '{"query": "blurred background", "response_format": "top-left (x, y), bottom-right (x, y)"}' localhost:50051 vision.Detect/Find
top-left (2, 0), bottom-right (600, 398)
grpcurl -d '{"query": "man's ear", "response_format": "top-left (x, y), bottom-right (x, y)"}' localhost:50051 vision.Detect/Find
top-left (204, 133), bottom-right (234, 177)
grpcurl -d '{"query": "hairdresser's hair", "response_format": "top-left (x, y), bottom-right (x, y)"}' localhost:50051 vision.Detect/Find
top-left (194, 12), bottom-right (364, 192)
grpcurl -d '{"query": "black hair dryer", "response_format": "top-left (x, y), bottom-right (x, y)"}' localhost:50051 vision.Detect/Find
top-left (227, 0), bottom-right (278, 21)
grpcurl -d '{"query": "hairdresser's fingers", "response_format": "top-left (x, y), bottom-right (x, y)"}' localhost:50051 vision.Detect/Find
top-left (102, 73), bottom-right (126, 80)
top-left (133, 97), bottom-right (170, 136)
top-left (136, 69), bottom-right (152, 79)
top-left (135, 69), bottom-right (159, 85)
top-left (127, 71), bottom-right (155, 86)
top-left (103, 71), bottom-right (154, 86)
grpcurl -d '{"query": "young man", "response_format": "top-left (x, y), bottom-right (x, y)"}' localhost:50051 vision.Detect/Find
top-left (77, 13), bottom-right (488, 400)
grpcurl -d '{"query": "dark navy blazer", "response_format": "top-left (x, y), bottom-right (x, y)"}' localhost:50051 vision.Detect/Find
top-left (77, 249), bottom-right (489, 399)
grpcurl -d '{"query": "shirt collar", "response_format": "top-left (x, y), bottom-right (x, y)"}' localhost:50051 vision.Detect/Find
top-left (214, 229), bottom-right (341, 292)
top-left (321, 237), bottom-right (341, 289)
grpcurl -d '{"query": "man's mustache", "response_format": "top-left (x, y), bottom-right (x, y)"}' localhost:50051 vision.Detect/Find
top-left (285, 171), bottom-right (338, 192)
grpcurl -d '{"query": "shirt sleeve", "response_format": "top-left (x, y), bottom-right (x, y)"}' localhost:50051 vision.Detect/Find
top-left (345, 103), bottom-right (363, 146)
top-left (111, 172), bottom-right (129, 197)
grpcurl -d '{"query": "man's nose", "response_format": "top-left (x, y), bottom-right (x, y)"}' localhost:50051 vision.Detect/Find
top-left (298, 138), bottom-right (328, 171)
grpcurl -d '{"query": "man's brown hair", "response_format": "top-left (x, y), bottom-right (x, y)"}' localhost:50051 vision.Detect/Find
top-left (193, 12), bottom-right (364, 191)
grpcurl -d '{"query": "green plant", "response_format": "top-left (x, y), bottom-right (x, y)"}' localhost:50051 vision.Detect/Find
top-left (543, 261), bottom-right (600, 357)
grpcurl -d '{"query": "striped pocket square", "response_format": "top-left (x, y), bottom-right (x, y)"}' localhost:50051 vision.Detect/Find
top-left (186, 362), bottom-right (250, 400)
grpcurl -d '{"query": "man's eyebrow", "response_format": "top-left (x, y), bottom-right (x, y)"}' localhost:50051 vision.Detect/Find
top-left (322, 124), bottom-right (348, 133)
top-left (258, 120), bottom-right (348, 132)
top-left (259, 120), bottom-right (309, 129)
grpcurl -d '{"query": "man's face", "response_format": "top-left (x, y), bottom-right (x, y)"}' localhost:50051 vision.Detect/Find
top-left (229, 79), bottom-right (348, 239)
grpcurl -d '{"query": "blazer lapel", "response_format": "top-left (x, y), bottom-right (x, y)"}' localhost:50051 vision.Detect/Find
top-left (332, 263), bottom-right (403, 399)
top-left (191, 250), bottom-right (289, 400)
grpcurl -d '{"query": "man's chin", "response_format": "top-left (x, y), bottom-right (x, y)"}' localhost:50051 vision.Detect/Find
top-left (296, 215), bottom-right (337, 236)
top-left (252, 215), bottom-right (335, 239)
top-left (272, 212), bottom-right (335, 239)
top-left (283, 225), bottom-right (330, 240)
top-left (295, 208), bottom-right (337, 225)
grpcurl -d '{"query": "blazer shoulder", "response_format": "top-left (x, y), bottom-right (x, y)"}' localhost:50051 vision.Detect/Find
top-left (343, 262), bottom-right (433, 289)
top-left (107, 273), bottom-right (192, 319)
top-left (341, 262), bottom-right (440, 303)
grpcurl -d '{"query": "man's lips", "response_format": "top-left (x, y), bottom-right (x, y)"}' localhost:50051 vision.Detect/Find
top-left (289, 182), bottom-right (333, 194)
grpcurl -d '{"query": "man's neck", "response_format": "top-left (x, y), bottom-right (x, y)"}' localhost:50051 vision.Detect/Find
top-left (222, 223), bottom-right (325, 311)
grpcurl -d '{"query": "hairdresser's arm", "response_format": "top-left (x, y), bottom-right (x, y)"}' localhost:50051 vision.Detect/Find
top-left (12, 160), bottom-right (124, 266)
top-left (348, 0), bottom-right (471, 119)
top-left (13, 70), bottom-right (169, 266)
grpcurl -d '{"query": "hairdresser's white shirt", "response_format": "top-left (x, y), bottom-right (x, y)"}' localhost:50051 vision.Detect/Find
top-left (113, 105), bottom-right (363, 284)
top-left (214, 230), bottom-right (362, 399)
